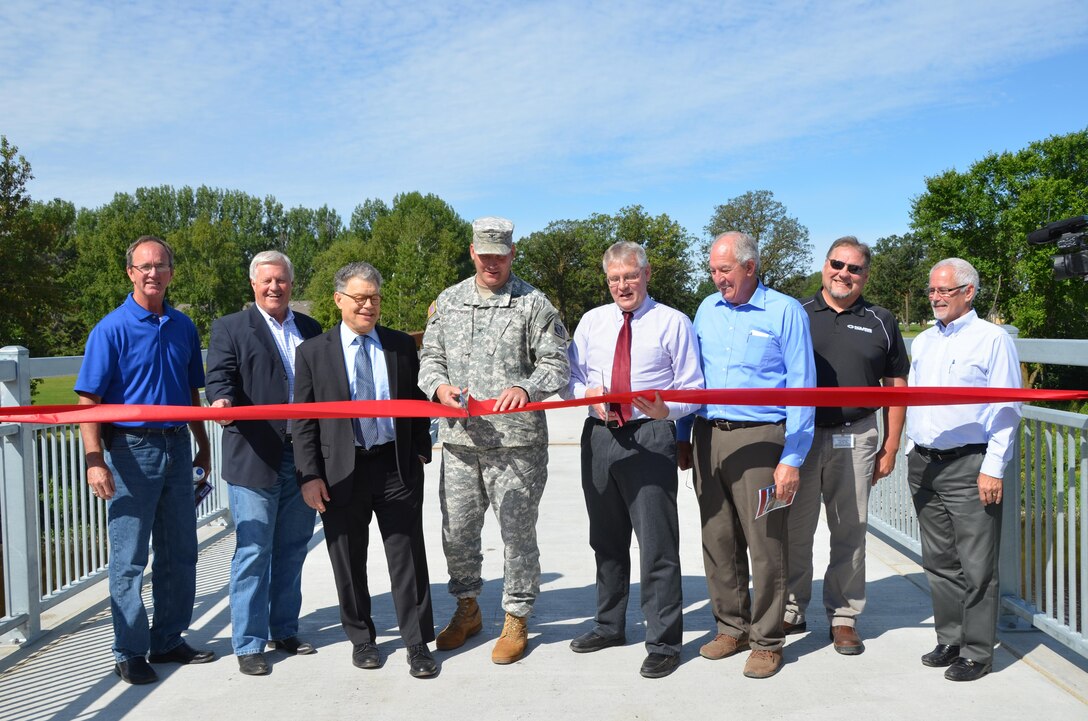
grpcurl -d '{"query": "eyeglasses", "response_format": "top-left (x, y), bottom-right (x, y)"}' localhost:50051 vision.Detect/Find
top-left (924, 284), bottom-right (968, 298)
top-left (130, 263), bottom-right (172, 275)
top-left (606, 272), bottom-right (644, 287)
top-left (340, 292), bottom-right (382, 306)
top-left (827, 258), bottom-right (865, 275)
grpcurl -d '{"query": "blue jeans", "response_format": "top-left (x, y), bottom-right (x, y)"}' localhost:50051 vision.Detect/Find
top-left (228, 445), bottom-right (316, 656)
top-left (106, 427), bottom-right (197, 663)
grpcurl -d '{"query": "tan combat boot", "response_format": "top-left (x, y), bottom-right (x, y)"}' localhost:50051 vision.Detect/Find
top-left (436, 597), bottom-right (483, 651)
top-left (491, 612), bottom-right (528, 664)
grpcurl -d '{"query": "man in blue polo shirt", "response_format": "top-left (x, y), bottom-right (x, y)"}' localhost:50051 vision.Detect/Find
top-left (678, 230), bottom-right (816, 680)
top-left (76, 236), bottom-right (214, 685)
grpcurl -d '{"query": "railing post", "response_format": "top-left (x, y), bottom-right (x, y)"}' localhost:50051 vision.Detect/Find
top-left (0, 345), bottom-right (43, 644)
top-left (998, 422), bottom-right (1030, 631)
top-left (998, 324), bottom-right (1030, 631)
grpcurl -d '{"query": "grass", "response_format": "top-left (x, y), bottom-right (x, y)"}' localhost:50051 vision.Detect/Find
top-left (33, 375), bottom-right (78, 405)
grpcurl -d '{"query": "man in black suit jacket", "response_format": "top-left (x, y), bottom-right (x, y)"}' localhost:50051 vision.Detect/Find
top-left (206, 251), bottom-right (323, 676)
top-left (293, 261), bottom-right (437, 678)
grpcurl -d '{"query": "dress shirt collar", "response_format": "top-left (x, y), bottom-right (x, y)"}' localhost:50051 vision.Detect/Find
top-left (936, 308), bottom-right (979, 336)
top-left (612, 296), bottom-right (656, 321)
top-left (254, 303), bottom-right (295, 328)
top-left (714, 281), bottom-right (768, 310)
top-left (339, 322), bottom-right (380, 351)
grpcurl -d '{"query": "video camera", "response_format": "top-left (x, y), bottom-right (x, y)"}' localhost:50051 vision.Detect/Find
top-left (1027, 215), bottom-right (1088, 280)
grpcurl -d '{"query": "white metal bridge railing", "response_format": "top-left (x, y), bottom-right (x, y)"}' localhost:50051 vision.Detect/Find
top-left (3, 340), bottom-right (1088, 659)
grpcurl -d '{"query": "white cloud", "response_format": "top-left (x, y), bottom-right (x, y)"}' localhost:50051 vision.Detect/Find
top-left (2, 0), bottom-right (1086, 210)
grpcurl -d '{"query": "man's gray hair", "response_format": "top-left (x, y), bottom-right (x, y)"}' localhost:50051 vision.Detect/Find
top-left (713, 231), bottom-right (760, 269)
top-left (931, 257), bottom-right (980, 293)
top-left (826, 236), bottom-right (871, 269)
top-left (249, 251), bottom-right (294, 282)
top-left (334, 261), bottom-right (383, 292)
top-left (602, 241), bottom-right (648, 272)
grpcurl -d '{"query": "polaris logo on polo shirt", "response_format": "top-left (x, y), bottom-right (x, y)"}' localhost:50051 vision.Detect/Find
top-left (847, 324), bottom-right (873, 334)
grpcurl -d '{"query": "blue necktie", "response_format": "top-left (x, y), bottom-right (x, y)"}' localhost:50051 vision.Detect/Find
top-left (354, 335), bottom-right (378, 448)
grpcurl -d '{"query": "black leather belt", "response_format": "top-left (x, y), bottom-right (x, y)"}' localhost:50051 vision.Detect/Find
top-left (113, 424), bottom-right (188, 436)
top-left (589, 417), bottom-right (656, 431)
top-left (816, 411), bottom-right (875, 428)
top-left (913, 443), bottom-right (987, 463)
top-left (701, 417), bottom-right (785, 432)
top-left (355, 441), bottom-right (394, 457)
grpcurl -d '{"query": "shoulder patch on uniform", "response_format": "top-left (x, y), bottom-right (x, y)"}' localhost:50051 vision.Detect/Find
top-left (552, 319), bottom-right (568, 340)
top-left (427, 301), bottom-right (437, 319)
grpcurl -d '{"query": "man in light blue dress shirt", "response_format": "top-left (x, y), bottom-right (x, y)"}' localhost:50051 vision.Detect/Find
top-left (677, 231), bottom-right (816, 679)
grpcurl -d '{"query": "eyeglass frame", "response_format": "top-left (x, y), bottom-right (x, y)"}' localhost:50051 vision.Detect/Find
top-left (605, 271), bottom-right (645, 287)
top-left (129, 263), bottom-right (173, 275)
top-left (338, 292), bottom-right (382, 306)
top-left (924, 284), bottom-right (969, 298)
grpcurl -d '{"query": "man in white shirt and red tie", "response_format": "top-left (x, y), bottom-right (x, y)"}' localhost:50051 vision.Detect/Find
top-left (566, 241), bottom-right (704, 679)
top-left (906, 257), bottom-right (1021, 682)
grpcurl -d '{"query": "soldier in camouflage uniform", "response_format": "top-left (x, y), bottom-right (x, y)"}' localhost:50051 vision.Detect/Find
top-left (419, 216), bottom-right (570, 665)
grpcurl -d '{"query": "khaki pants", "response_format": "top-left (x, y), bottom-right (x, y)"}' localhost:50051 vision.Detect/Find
top-left (692, 417), bottom-right (787, 651)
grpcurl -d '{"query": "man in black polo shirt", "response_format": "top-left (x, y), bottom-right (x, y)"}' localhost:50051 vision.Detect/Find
top-left (786, 236), bottom-right (909, 655)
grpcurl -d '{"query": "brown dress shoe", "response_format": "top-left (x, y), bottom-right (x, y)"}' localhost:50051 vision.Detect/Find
top-left (830, 626), bottom-right (865, 655)
top-left (699, 633), bottom-right (749, 660)
top-left (436, 598), bottom-right (483, 651)
top-left (743, 649), bottom-right (783, 678)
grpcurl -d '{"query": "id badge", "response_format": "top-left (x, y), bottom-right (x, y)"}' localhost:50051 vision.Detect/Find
top-left (832, 433), bottom-right (855, 449)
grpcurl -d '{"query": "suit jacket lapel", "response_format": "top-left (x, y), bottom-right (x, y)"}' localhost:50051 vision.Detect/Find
top-left (377, 326), bottom-right (399, 400)
top-left (247, 304), bottom-right (283, 368)
top-left (326, 326), bottom-right (353, 400)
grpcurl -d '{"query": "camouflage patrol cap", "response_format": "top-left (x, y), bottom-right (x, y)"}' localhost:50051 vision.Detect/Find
top-left (471, 216), bottom-right (514, 255)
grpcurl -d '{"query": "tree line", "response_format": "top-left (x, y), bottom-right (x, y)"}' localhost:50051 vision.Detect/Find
top-left (2, 130), bottom-right (1087, 380)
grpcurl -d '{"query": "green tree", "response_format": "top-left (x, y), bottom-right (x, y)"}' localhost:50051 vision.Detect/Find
top-left (910, 129), bottom-right (1088, 339)
top-left (168, 216), bottom-right (248, 337)
top-left (517, 205), bottom-right (700, 331)
top-left (306, 193), bottom-right (471, 333)
top-left (0, 137), bottom-right (79, 355)
top-left (285, 205), bottom-right (343, 295)
top-left (705, 190), bottom-right (813, 298)
top-left (517, 219), bottom-right (608, 328)
top-left (866, 234), bottom-right (931, 328)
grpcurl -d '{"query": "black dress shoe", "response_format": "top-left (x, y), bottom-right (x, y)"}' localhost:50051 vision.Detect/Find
top-left (406, 643), bottom-right (438, 678)
top-left (921, 643), bottom-right (960, 667)
top-left (783, 621), bottom-right (808, 635)
top-left (944, 657), bottom-right (991, 682)
top-left (352, 642), bottom-right (381, 669)
top-left (569, 630), bottom-right (625, 654)
top-left (238, 652), bottom-right (270, 676)
top-left (268, 636), bottom-right (316, 655)
top-left (640, 652), bottom-right (680, 679)
top-left (148, 641), bottom-right (216, 665)
top-left (115, 657), bottom-right (159, 685)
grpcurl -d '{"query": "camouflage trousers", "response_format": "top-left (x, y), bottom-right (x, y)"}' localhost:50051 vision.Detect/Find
top-left (439, 443), bottom-right (548, 618)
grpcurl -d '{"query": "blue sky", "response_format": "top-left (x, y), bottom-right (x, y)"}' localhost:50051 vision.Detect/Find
top-left (3, 1), bottom-right (1088, 270)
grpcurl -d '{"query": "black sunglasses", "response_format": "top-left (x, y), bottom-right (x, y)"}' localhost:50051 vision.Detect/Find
top-left (828, 258), bottom-right (866, 274)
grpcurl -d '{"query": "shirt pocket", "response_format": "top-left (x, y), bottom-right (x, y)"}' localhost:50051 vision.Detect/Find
top-left (949, 360), bottom-right (986, 386)
top-left (741, 331), bottom-right (773, 369)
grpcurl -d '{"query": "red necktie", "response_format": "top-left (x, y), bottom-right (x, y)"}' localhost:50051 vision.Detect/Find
top-left (610, 311), bottom-right (633, 424)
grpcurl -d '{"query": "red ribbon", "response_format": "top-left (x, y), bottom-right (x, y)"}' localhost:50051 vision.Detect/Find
top-left (1, 387), bottom-right (1084, 425)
